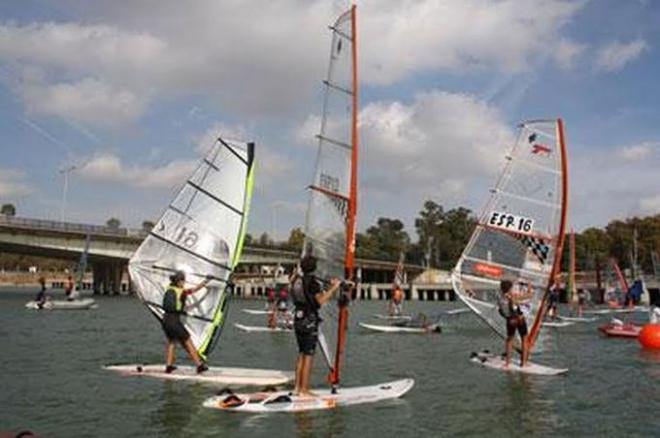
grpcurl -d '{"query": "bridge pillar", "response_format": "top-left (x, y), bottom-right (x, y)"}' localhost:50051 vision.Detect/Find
top-left (92, 263), bottom-right (102, 294)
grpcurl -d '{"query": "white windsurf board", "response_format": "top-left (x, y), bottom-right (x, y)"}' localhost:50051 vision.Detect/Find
top-left (234, 323), bottom-right (293, 333)
top-left (470, 351), bottom-right (568, 376)
top-left (104, 364), bottom-right (293, 386)
top-left (359, 322), bottom-right (441, 334)
top-left (203, 378), bottom-right (414, 413)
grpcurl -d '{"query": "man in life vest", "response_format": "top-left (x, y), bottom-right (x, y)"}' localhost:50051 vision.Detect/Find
top-left (161, 270), bottom-right (211, 374)
top-left (290, 255), bottom-right (341, 397)
top-left (498, 280), bottom-right (533, 367)
top-left (390, 286), bottom-right (404, 316)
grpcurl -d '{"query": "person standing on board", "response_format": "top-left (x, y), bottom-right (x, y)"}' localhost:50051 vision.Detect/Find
top-left (162, 270), bottom-right (211, 374)
top-left (390, 286), bottom-right (404, 316)
top-left (290, 255), bottom-right (341, 397)
top-left (498, 280), bottom-right (533, 367)
top-left (34, 276), bottom-right (48, 308)
top-left (547, 275), bottom-right (561, 320)
top-left (64, 275), bottom-right (74, 300)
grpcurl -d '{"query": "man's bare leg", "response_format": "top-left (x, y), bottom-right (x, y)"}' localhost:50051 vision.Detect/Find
top-left (293, 354), bottom-right (304, 395)
top-left (520, 335), bottom-right (528, 367)
top-left (182, 338), bottom-right (203, 367)
top-left (505, 337), bottom-right (513, 367)
top-left (166, 341), bottom-right (176, 367)
top-left (300, 355), bottom-right (317, 397)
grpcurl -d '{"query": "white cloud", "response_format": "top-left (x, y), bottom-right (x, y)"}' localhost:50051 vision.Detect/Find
top-left (78, 153), bottom-right (196, 189)
top-left (360, 90), bottom-right (513, 196)
top-left (596, 39), bottom-right (648, 72)
top-left (0, 169), bottom-right (32, 197)
top-left (571, 139), bottom-right (660, 228)
top-left (19, 78), bottom-right (147, 128)
top-left (618, 142), bottom-right (658, 162)
top-left (0, 0), bottom-right (584, 128)
top-left (553, 39), bottom-right (587, 70)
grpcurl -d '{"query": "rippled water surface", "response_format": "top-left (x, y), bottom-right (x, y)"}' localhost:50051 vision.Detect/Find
top-left (2, 289), bottom-right (659, 437)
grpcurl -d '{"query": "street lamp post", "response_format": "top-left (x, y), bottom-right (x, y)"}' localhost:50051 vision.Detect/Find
top-left (59, 165), bottom-right (77, 223)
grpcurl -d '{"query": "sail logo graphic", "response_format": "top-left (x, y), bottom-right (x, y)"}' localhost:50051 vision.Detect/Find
top-left (528, 133), bottom-right (551, 156)
top-left (488, 211), bottom-right (534, 234)
top-left (474, 263), bottom-right (503, 278)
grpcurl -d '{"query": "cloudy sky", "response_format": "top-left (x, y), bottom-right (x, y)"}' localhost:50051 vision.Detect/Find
top-left (1, 0), bottom-right (658, 239)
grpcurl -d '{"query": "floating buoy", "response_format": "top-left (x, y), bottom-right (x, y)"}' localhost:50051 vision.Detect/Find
top-left (638, 324), bottom-right (660, 349)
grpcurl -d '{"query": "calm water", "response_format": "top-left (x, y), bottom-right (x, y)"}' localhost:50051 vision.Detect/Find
top-left (1, 288), bottom-right (659, 437)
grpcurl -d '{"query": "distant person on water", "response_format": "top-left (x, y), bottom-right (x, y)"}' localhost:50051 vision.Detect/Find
top-left (390, 286), bottom-right (404, 316)
top-left (162, 270), bottom-right (211, 374)
top-left (547, 280), bottom-right (560, 320)
top-left (34, 276), bottom-right (47, 307)
top-left (64, 275), bottom-right (74, 300)
top-left (577, 289), bottom-right (587, 317)
top-left (290, 255), bottom-right (341, 397)
top-left (498, 280), bottom-right (532, 368)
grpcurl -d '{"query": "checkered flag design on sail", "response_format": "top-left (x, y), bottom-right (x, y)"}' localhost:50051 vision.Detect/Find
top-left (518, 234), bottom-right (550, 265)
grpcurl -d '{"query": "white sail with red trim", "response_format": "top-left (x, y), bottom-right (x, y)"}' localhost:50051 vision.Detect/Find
top-left (301, 5), bottom-right (358, 387)
top-left (451, 119), bottom-right (568, 352)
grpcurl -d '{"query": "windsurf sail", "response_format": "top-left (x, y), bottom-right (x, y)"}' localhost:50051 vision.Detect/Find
top-left (129, 138), bottom-right (255, 360)
top-left (451, 119), bottom-right (568, 353)
top-left (301, 4), bottom-right (358, 388)
top-left (70, 233), bottom-right (91, 300)
top-left (393, 251), bottom-right (406, 289)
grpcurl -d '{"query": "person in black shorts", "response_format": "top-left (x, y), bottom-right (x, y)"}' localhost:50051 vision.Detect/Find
top-left (290, 256), bottom-right (341, 397)
top-left (498, 280), bottom-right (532, 368)
top-left (161, 271), bottom-right (211, 374)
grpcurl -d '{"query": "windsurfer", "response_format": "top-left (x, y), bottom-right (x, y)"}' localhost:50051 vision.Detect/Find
top-left (390, 286), bottom-right (404, 316)
top-left (498, 280), bottom-right (532, 367)
top-left (290, 255), bottom-right (341, 397)
top-left (34, 276), bottom-right (47, 308)
top-left (547, 280), bottom-right (560, 320)
top-left (64, 275), bottom-right (74, 301)
top-left (162, 271), bottom-right (211, 374)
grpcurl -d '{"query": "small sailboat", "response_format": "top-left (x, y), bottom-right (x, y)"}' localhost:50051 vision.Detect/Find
top-left (203, 6), bottom-right (413, 412)
top-left (451, 119), bottom-right (570, 375)
top-left (105, 137), bottom-right (293, 387)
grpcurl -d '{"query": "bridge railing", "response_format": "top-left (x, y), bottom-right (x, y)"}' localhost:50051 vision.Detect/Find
top-left (0, 215), bottom-right (147, 238)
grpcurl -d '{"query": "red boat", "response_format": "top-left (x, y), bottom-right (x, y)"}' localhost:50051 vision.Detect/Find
top-left (599, 322), bottom-right (642, 338)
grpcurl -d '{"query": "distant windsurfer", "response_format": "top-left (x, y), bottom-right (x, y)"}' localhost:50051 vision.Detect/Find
top-left (390, 286), bottom-right (404, 316)
top-left (290, 255), bottom-right (341, 397)
top-left (162, 271), bottom-right (211, 374)
top-left (498, 280), bottom-right (532, 367)
top-left (65, 275), bottom-right (74, 301)
top-left (34, 276), bottom-right (47, 308)
top-left (547, 279), bottom-right (560, 320)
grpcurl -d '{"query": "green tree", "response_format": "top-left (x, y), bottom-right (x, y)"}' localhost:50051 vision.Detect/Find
top-left (258, 232), bottom-right (273, 247)
top-left (286, 227), bottom-right (305, 251)
top-left (106, 217), bottom-right (121, 229)
top-left (363, 218), bottom-right (410, 261)
top-left (1, 203), bottom-right (16, 216)
top-left (142, 220), bottom-right (155, 232)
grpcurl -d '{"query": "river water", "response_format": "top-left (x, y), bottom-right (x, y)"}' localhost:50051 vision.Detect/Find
top-left (1, 289), bottom-right (659, 437)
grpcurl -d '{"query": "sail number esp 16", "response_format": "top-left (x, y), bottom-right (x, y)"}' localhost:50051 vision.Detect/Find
top-left (488, 211), bottom-right (534, 234)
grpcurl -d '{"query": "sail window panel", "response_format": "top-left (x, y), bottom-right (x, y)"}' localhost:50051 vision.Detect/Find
top-left (157, 208), bottom-right (238, 269)
top-left (321, 91), bottom-right (353, 148)
top-left (327, 14), bottom-right (353, 97)
top-left (305, 191), bottom-right (347, 281)
top-left (189, 145), bottom-right (249, 212)
top-left (314, 143), bottom-right (351, 197)
top-left (499, 162), bottom-right (561, 214)
top-left (513, 123), bottom-right (561, 170)
top-left (169, 185), bottom-right (242, 254)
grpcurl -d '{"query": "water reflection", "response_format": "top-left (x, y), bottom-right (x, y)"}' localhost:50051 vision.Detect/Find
top-left (151, 383), bottom-right (200, 437)
top-left (501, 376), bottom-right (561, 435)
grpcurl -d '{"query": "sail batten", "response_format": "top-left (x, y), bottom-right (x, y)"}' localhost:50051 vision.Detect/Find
top-left (452, 119), bottom-right (568, 353)
top-left (129, 138), bottom-right (255, 359)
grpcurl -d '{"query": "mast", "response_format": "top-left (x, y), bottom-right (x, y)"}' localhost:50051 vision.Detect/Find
top-left (330, 3), bottom-right (358, 388)
top-left (526, 118), bottom-right (569, 351)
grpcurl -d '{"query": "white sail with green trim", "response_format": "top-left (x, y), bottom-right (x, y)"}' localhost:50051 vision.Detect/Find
top-left (129, 138), bottom-right (255, 359)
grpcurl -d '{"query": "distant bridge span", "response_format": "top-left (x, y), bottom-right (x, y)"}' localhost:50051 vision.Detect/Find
top-left (0, 216), bottom-right (423, 293)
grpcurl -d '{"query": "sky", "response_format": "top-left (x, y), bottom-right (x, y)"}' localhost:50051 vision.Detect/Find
top-left (0, 0), bottom-right (659, 240)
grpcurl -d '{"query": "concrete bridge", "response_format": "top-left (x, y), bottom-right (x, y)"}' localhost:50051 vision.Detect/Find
top-left (0, 215), bottom-right (423, 294)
